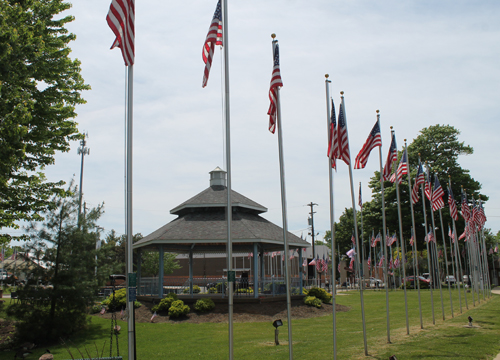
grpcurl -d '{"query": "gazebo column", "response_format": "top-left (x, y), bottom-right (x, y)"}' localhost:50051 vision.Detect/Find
top-left (137, 249), bottom-right (142, 296)
top-left (253, 243), bottom-right (258, 298)
top-left (158, 245), bottom-right (164, 298)
top-left (260, 247), bottom-right (265, 298)
top-left (189, 245), bottom-right (194, 297)
top-left (299, 248), bottom-right (303, 295)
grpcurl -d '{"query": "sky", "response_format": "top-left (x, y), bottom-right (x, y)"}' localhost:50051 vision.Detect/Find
top-left (11, 0), bottom-right (500, 244)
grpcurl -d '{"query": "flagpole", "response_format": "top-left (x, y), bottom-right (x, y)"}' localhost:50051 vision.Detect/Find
top-left (341, 92), bottom-right (368, 355)
top-left (419, 156), bottom-right (435, 324)
top-left (324, 75), bottom-right (337, 360)
top-left (405, 141), bottom-right (423, 329)
top-left (438, 207), bottom-right (454, 318)
top-left (359, 182), bottom-right (367, 294)
top-left (220, 1), bottom-right (234, 358)
top-left (272, 34), bottom-right (294, 359)
top-left (428, 171), bottom-right (445, 321)
top-left (452, 211), bottom-right (467, 310)
top-left (392, 134), bottom-right (409, 334)
top-left (378, 113), bottom-right (391, 343)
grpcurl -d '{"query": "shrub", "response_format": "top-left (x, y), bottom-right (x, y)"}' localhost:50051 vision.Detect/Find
top-left (152, 293), bottom-right (178, 313)
top-left (168, 300), bottom-right (190, 318)
top-left (208, 287), bottom-right (217, 294)
top-left (304, 296), bottom-right (322, 308)
top-left (194, 298), bottom-right (215, 313)
top-left (90, 304), bottom-right (103, 314)
top-left (235, 288), bottom-right (254, 294)
top-left (101, 288), bottom-right (141, 311)
top-left (307, 287), bottom-right (332, 303)
top-left (183, 285), bottom-right (201, 294)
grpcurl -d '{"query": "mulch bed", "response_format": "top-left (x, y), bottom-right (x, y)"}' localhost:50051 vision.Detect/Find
top-left (96, 298), bottom-right (350, 324)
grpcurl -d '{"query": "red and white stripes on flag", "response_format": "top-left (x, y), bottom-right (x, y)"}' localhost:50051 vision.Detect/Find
top-left (390, 148), bottom-right (408, 184)
top-left (107, 0), bottom-right (135, 66)
top-left (336, 103), bottom-right (350, 165)
top-left (267, 43), bottom-right (283, 134)
top-left (431, 175), bottom-right (445, 211)
top-left (354, 119), bottom-right (381, 169)
top-left (448, 186), bottom-right (458, 221)
top-left (461, 189), bottom-right (470, 221)
top-left (411, 161), bottom-right (425, 204)
top-left (327, 99), bottom-right (338, 169)
top-left (202, 0), bottom-right (223, 88)
top-left (424, 167), bottom-right (432, 201)
top-left (382, 132), bottom-right (397, 181)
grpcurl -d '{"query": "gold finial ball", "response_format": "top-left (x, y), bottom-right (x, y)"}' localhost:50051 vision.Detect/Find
top-left (449, 174), bottom-right (451, 178)
top-left (325, 74), bottom-right (329, 79)
top-left (271, 33), bottom-right (276, 39)
top-left (376, 110), bottom-right (380, 113)
top-left (404, 138), bottom-right (407, 142)
top-left (390, 126), bottom-right (393, 129)
top-left (340, 91), bottom-right (344, 95)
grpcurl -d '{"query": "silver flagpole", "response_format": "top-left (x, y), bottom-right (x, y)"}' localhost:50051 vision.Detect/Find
top-left (221, 1), bottom-right (234, 358)
top-left (452, 216), bottom-right (466, 310)
top-left (419, 156), bottom-right (435, 324)
top-left (341, 92), bottom-right (368, 355)
top-left (438, 205), bottom-right (454, 318)
top-left (428, 165), bottom-right (445, 321)
top-left (405, 142), bottom-right (423, 329)
top-left (393, 134), bottom-right (409, 334)
top-left (272, 34), bottom-right (293, 359)
top-left (324, 74), bottom-right (337, 360)
top-left (359, 182), bottom-right (366, 293)
top-left (378, 113), bottom-right (391, 343)
top-left (125, 64), bottom-right (135, 360)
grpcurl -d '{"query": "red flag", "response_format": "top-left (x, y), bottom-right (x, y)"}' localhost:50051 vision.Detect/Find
top-left (354, 119), bottom-right (381, 169)
top-left (201, 1), bottom-right (223, 88)
top-left (267, 43), bottom-right (283, 133)
top-left (336, 103), bottom-right (350, 165)
top-left (107, 0), bottom-right (135, 66)
top-left (150, 311), bottom-right (157, 322)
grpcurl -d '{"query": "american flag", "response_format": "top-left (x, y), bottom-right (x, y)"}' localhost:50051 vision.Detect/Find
top-left (488, 247), bottom-right (494, 255)
top-left (382, 132), bottom-right (397, 181)
top-left (390, 148), bottom-right (408, 184)
top-left (11, 249), bottom-right (17, 260)
top-left (0, 247), bottom-right (3, 262)
top-left (336, 103), bottom-right (350, 165)
top-left (100, 307), bottom-right (106, 315)
top-left (358, 184), bottom-right (362, 209)
top-left (354, 119), bottom-right (382, 169)
top-left (438, 249), bottom-right (443, 258)
top-left (349, 257), bottom-right (355, 271)
top-left (346, 248), bottom-right (356, 259)
top-left (388, 258), bottom-right (393, 269)
top-left (201, 0), bottom-right (223, 88)
top-left (410, 228), bottom-right (414, 246)
top-left (448, 185), bottom-right (458, 221)
top-left (461, 189), bottom-right (470, 221)
top-left (372, 232), bottom-right (381, 247)
top-left (459, 230), bottom-right (466, 241)
top-left (316, 255), bottom-right (322, 272)
top-left (472, 198), bottom-right (480, 226)
top-left (322, 254), bottom-right (328, 272)
top-left (431, 175), bottom-right (445, 211)
top-left (327, 99), bottom-right (338, 169)
top-left (448, 226), bottom-right (455, 243)
top-left (495, 246), bottom-right (498, 253)
top-left (151, 311), bottom-right (157, 322)
top-left (478, 199), bottom-right (487, 227)
top-left (424, 166), bottom-right (432, 201)
top-left (267, 43), bottom-right (283, 133)
top-left (107, 0), bottom-right (135, 66)
top-left (338, 263), bottom-right (341, 273)
top-left (367, 256), bottom-right (371, 269)
top-left (426, 230), bottom-right (435, 243)
top-left (351, 231), bottom-right (356, 245)
top-left (378, 256), bottom-right (384, 267)
top-left (394, 257), bottom-right (400, 268)
top-left (387, 233), bottom-right (397, 247)
top-left (411, 161), bottom-right (424, 204)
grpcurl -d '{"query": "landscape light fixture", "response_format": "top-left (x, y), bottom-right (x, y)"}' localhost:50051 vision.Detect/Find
top-left (272, 319), bottom-right (283, 346)
top-left (468, 316), bottom-right (473, 327)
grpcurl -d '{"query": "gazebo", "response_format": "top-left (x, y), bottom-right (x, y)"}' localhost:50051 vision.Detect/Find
top-left (133, 167), bottom-right (310, 299)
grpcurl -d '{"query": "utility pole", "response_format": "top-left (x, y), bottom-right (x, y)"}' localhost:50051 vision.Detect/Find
top-left (77, 133), bottom-right (90, 226)
top-left (307, 202), bottom-right (318, 281)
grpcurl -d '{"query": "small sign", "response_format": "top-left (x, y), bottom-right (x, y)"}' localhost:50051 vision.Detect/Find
top-left (227, 271), bottom-right (236, 282)
top-left (128, 287), bottom-right (137, 302)
top-left (128, 273), bottom-right (136, 287)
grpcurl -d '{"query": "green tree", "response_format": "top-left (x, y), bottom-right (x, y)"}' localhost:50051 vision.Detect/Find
top-left (98, 230), bottom-right (143, 275)
top-left (8, 181), bottom-right (102, 343)
top-left (140, 251), bottom-right (181, 277)
top-left (0, 0), bottom-right (90, 241)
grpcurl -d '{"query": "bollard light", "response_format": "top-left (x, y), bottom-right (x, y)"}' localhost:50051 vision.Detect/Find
top-left (273, 319), bottom-right (283, 345)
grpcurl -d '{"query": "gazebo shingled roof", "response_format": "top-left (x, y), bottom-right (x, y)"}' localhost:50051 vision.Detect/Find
top-left (133, 167), bottom-right (310, 253)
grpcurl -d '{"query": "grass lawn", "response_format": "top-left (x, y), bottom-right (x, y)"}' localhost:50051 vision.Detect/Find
top-left (0, 289), bottom-right (499, 359)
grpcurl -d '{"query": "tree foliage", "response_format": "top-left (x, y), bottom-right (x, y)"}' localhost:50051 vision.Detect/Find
top-left (8, 181), bottom-right (101, 343)
top-left (140, 251), bottom-right (181, 277)
top-left (0, 0), bottom-right (90, 241)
